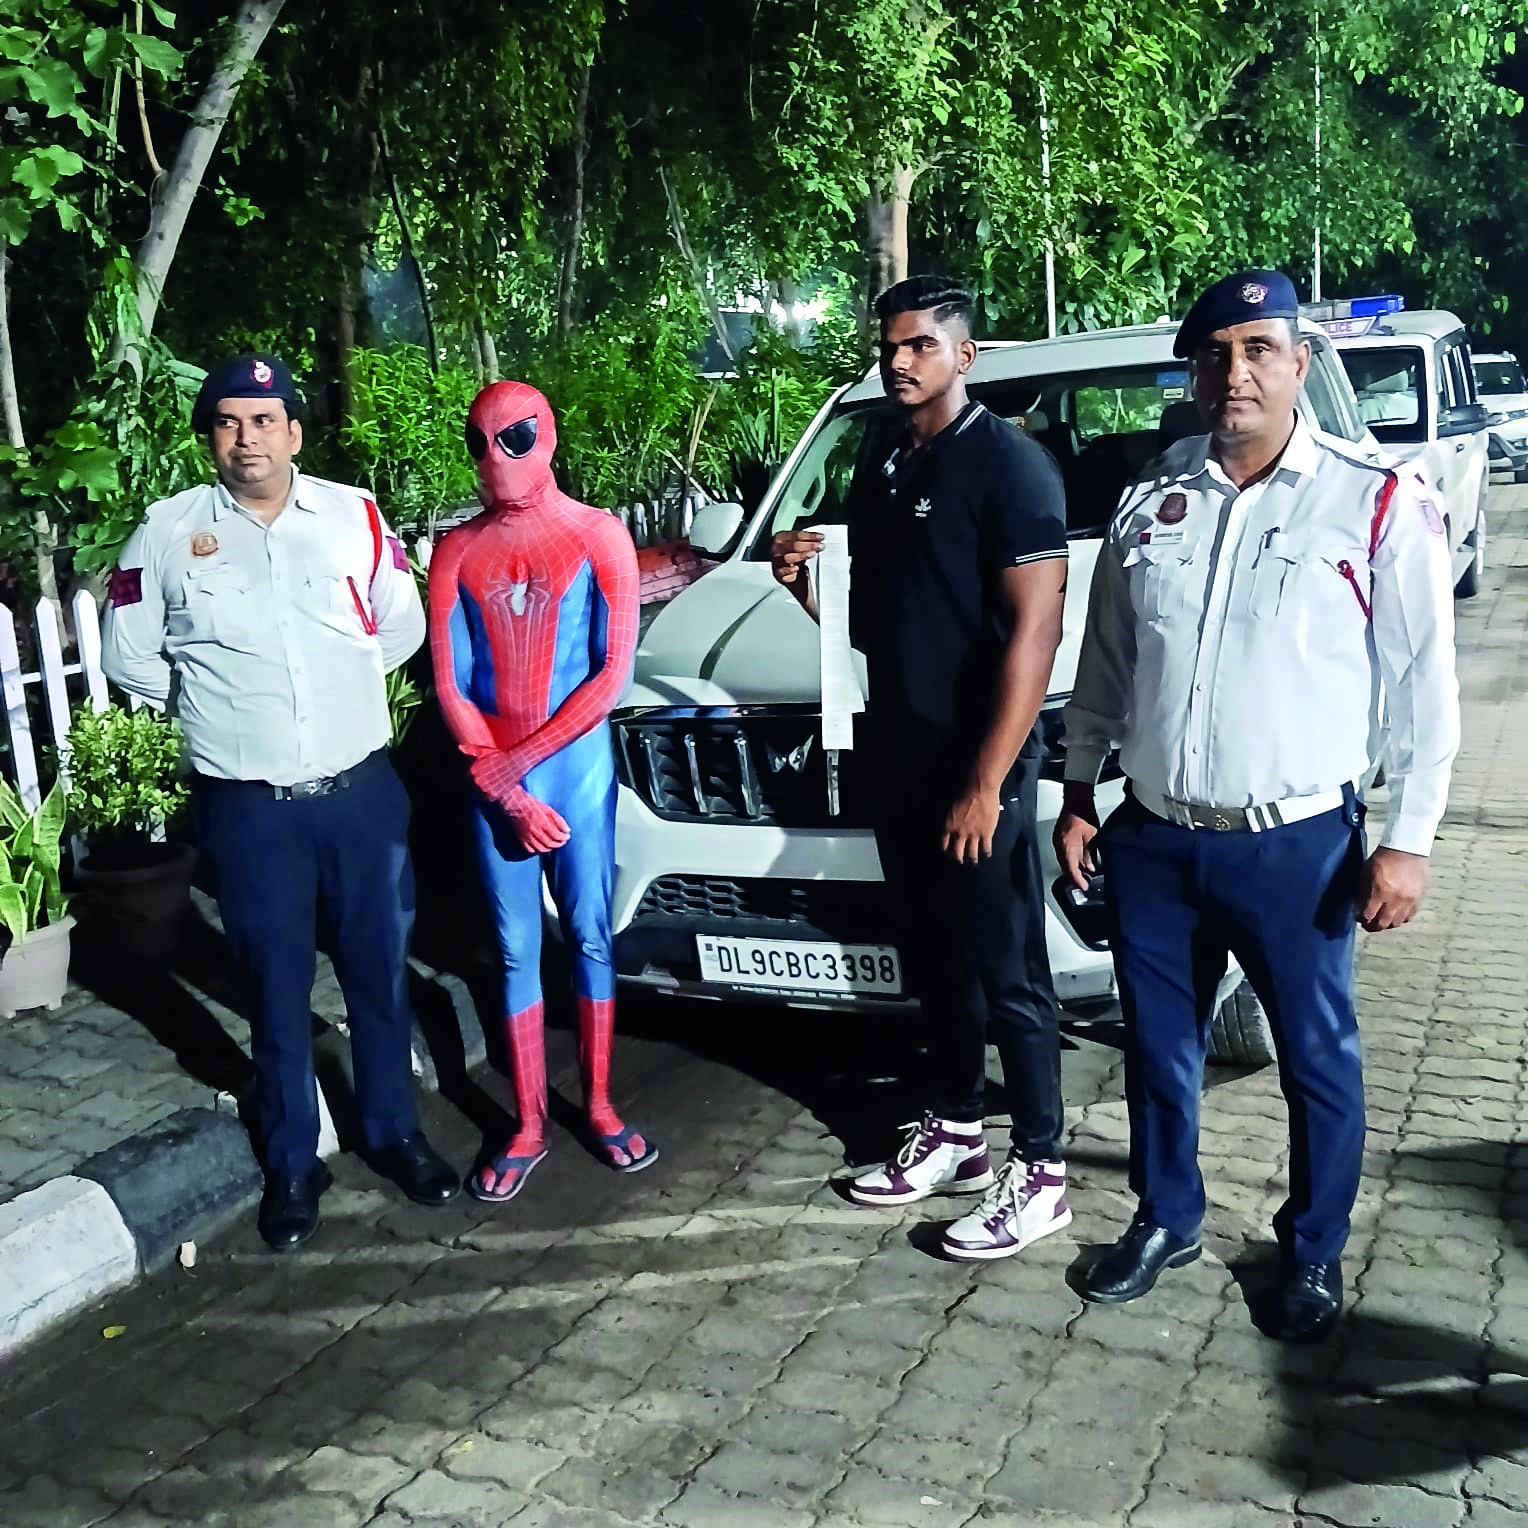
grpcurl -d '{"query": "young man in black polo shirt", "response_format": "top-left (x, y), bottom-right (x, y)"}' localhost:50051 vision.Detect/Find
top-left (771, 276), bottom-right (1070, 1260)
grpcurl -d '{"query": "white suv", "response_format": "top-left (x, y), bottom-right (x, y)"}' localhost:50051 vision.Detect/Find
top-left (1473, 351), bottom-right (1528, 484)
top-left (585, 319), bottom-right (1378, 1066)
top-left (1327, 304), bottom-right (1489, 598)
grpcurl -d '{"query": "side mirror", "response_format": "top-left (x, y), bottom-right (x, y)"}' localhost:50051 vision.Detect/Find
top-left (1439, 402), bottom-right (1489, 438)
top-left (687, 501), bottom-right (745, 560)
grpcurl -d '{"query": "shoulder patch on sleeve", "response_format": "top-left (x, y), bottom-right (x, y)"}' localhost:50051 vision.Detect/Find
top-left (108, 568), bottom-right (143, 607)
top-left (1418, 496), bottom-right (1445, 536)
top-left (388, 536), bottom-right (409, 571)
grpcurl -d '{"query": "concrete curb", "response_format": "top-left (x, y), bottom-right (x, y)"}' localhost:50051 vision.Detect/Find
top-left (0, 960), bottom-right (489, 1358)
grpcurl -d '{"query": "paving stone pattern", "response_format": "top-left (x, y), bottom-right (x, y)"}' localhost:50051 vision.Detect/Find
top-left (0, 900), bottom-right (349, 1202)
top-left (0, 496), bottom-right (1525, 1526)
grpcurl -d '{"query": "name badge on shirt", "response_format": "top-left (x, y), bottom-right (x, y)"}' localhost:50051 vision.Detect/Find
top-left (1141, 525), bottom-right (1187, 547)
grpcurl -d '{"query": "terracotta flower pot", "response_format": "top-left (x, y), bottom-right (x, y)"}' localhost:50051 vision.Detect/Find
top-left (75, 841), bottom-right (198, 960)
top-left (0, 917), bottom-right (75, 1017)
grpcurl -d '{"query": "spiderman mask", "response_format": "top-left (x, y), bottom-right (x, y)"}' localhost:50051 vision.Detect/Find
top-left (465, 382), bottom-right (558, 511)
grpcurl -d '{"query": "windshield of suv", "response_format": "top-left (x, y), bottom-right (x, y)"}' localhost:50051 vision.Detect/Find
top-left (1474, 359), bottom-right (1526, 396)
top-left (749, 366), bottom-right (1200, 549)
top-left (749, 352), bottom-right (1360, 555)
top-left (1337, 346), bottom-right (1425, 444)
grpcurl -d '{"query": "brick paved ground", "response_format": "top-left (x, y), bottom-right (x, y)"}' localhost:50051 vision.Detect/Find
top-left (0, 493), bottom-right (1523, 1528)
top-left (0, 898), bottom-right (352, 1203)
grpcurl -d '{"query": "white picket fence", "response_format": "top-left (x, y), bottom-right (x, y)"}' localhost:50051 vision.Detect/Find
top-left (0, 591), bottom-right (116, 812)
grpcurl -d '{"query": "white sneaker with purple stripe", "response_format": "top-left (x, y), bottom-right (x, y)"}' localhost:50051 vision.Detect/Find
top-left (939, 1154), bottom-right (1070, 1260)
top-left (846, 1114), bottom-right (994, 1206)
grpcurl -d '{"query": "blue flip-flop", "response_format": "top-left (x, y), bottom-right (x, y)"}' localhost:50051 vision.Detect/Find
top-left (465, 1147), bottom-right (548, 1203)
top-left (593, 1124), bottom-right (659, 1174)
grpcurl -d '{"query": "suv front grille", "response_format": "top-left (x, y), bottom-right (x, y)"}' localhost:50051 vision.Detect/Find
top-left (612, 707), bottom-right (871, 827)
top-left (632, 875), bottom-right (891, 940)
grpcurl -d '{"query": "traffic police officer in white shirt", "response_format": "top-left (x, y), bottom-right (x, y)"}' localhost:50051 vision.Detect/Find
top-left (1055, 272), bottom-right (1460, 1342)
top-left (101, 354), bottom-right (460, 1251)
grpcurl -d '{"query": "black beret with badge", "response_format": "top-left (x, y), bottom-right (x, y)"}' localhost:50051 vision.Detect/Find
top-left (1173, 270), bottom-right (1300, 359)
top-left (191, 354), bottom-right (301, 433)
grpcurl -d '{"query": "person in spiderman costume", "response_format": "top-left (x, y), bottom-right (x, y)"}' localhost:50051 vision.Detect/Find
top-left (428, 381), bottom-right (657, 1202)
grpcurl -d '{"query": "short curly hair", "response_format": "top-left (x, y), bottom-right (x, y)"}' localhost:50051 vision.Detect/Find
top-left (873, 275), bottom-right (975, 331)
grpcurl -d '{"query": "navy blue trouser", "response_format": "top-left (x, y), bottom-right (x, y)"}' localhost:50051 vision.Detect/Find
top-left (191, 751), bottom-right (419, 1179)
top-left (1103, 790), bottom-right (1366, 1264)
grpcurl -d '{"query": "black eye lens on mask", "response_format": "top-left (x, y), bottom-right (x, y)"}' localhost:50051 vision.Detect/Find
top-left (496, 416), bottom-right (538, 459)
top-left (465, 422), bottom-right (488, 461)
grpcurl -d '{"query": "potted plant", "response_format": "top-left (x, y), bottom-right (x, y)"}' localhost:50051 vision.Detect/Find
top-left (65, 703), bottom-right (195, 958)
top-left (0, 779), bottom-right (74, 1016)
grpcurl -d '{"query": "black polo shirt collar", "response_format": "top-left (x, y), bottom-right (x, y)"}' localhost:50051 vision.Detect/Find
top-left (879, 401), bottom-right (988, 495)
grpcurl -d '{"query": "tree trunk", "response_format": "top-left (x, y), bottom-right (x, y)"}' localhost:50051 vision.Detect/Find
top-left (866, 164), bottom-right (916, 301)
top-left (478, 320), bottom-right (499, 381)
top-left (0, 250), bottom-right (60, 604)
top-left (126, 0), bottom-right (287, 351)
top-left (332, 53), bottom-right (381, 420)
top-left (556, 61), bottom-right (592, 338)
top-left (659, 164), bottom-right (737, 369)
top-left (378, 115), bottom-right (437, 370)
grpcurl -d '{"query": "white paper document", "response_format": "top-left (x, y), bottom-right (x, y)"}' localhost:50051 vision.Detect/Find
top-left (811, 523), bottom-right (864, 750)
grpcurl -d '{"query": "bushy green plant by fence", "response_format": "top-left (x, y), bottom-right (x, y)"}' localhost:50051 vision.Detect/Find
top-left (337, 315), bottom-right (849, 537)
top-left (64, 703), bottom-right (188, 867)
top-left (340, 347), bottom-right (482, 534)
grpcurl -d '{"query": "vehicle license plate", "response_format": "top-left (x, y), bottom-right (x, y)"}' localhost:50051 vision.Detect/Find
top-left (696, 935), bottom-right (904, 997)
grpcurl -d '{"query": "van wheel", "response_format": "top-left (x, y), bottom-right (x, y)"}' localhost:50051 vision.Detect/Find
top-left (1207, 979), bottom-right (1275, 1068)
top-left (1455, 501), bottom-right (1485, 598)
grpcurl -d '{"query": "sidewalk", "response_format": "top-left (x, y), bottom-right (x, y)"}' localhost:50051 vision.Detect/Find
top-left (0, 891), bottom-right (490, 1351)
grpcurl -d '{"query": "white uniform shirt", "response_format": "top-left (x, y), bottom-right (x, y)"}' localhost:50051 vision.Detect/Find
top-left (101, 471), bottom-right (425, 784)
top-left (1063, 418), bottom-right (1460, 856)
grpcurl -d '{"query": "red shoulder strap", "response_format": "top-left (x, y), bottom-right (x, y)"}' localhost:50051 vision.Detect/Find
top-left (363, 497), bottom-right (383, 582)
top-left (1369, 473), bottom-right (1398, 563)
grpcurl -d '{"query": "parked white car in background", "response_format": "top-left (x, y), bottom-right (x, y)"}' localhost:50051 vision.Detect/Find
top-left (1473, 350), bottom-right (1528, 484)
top-left (578, 318), bottom-right (1383, 1067)
top-left (1324, 300), bottom-right (1490, 598)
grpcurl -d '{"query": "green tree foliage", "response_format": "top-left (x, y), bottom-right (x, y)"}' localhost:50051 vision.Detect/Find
top-left (4, 0), bottom-right (1528, 602)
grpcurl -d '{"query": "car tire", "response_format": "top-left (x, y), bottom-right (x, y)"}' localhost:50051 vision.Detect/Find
top-left (1207, 979), bottom-right (1275, 1068)
top-left (1455, 502), bottom-right (1485, 599)
top-left (1516, 466), bottom-right (1528, 484)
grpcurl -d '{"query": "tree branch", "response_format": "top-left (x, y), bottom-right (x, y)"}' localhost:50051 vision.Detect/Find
top-left (123, 0), bottom-right (287, 355)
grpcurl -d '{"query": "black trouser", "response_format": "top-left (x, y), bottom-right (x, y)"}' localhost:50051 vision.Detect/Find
top-left (872, 743), bottom-right (1064, 1159)
top-left (190, 751), bottom-right (419, 1180)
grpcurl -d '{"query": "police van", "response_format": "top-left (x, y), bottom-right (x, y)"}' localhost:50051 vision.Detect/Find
top-left (1317, 297), bottom-right (1490, 598)
top-left (590, 319), bottom-right (1383, 1066)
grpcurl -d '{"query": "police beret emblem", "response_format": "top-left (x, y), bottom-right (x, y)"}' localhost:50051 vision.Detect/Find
top-left (252, 359), bottom-right (274, 387)
top-left (1240, 282), bottom-right (1268, 305)
top-left (1157, 492), bottom-right (1188, 524)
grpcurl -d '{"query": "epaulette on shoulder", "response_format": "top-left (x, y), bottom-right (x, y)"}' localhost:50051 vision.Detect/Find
top-left (1308, 428), bottom-right (1393, 481)
top-left (300, 473), bottom-right (372, 506)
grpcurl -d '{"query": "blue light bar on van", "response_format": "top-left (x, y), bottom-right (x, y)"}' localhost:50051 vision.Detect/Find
top-left (1350, 294), bottom-right (1405, 317)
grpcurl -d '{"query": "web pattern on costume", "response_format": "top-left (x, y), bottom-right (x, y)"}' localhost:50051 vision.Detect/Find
top-left (427, 382), bottom-right (647, 1189)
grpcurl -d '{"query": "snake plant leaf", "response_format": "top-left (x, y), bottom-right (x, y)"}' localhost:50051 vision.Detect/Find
top-left (0, 883), bottom-right (27, 943)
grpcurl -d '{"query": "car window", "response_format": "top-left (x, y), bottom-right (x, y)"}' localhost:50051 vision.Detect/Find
top-left (751, 366), bottom-right (1206, 553)
top-left (1302, 341), bottom-right (1366, 444)
top-left (1444, 343), bottom-right (1476, 408)
top-left (1337, 346), bottom-right (1426, 444)
top-left (1474, 358), bottom-right (1525, 394)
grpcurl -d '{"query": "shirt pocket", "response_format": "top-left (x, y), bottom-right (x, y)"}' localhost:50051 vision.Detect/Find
top-left (176, 563), bottom-right (253, 642)
top-left (314, 572), bottom-right (376, 639)
top-left (1122, 540), bottom-right (1199, 622)
top-left (1250, 545), bottom-right (1368, 622)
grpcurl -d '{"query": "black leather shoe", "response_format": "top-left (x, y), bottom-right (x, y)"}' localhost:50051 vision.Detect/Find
top-left (1080, 1216), bottom-right (1201, 1304)
top-left (1259, 1260), bottom-right (1343, 1344)
top-left (368, 1133), bottom-right (460, 1205)
top-left (258, 1161), bottom-right (333, 1251)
